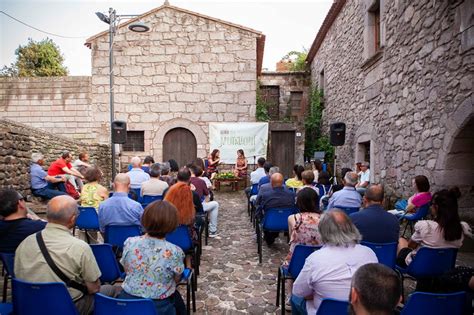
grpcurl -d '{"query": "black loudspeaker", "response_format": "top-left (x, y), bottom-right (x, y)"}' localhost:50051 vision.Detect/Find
top-left (330, 122), bottom-right (346, 146)
top-left (112, 120), bottom-right (127, 144)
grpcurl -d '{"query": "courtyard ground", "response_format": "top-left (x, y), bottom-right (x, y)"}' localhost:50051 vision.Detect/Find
top-left (1, 189), bottom-right (473, 314)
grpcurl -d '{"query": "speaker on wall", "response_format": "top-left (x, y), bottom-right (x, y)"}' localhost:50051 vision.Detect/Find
top-left (329, 122), bottom-right (346, 146)
top-left (112, 120), bottom-right (127, 144)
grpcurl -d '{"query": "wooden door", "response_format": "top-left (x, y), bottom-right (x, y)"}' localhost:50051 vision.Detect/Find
top-left (163, 128), bottom-right (197, 168)
top-left (270, 131), bottom-right (295, 179)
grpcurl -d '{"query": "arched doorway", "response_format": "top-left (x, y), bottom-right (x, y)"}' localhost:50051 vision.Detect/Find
top-left (445, 116), bottom-right (474, 220)
top-left (163, 128), bottom-right (197, 168)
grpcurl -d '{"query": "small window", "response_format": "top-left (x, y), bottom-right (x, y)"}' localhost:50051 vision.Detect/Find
top-left (319, 69), bottom-right (325, 93)
top-left (122, 131), bottom-right (144, 152)
top-left (369, 1), bottom-right (381, 53)
top-left (261, 85), bottom-right (280, 120)
top-left (290, 91), bottom-right (303, 116)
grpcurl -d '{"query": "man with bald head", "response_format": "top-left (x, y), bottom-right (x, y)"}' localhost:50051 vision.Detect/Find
top-left (15, 195), bottom-right (119, 314)
top-left (126, 156), bottom-right (150, 189)
top-left (256, 172), bottom-right (295, 245)
top-left (350, 184), bottom-right (399, 243)
top-left (98, 173), bottom-right (144, 233)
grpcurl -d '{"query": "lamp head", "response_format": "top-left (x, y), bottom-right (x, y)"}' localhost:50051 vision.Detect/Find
top-left (128, 21), bottom-right (150, 32)
top-left (95, 12), bottom-right (110, 24)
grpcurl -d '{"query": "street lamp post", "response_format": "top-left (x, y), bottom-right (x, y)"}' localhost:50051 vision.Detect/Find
top-left (95, 8), bottom-right (150, 182)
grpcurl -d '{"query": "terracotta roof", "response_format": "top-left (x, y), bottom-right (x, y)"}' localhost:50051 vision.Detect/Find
top-left (306, 0), bottom-right (347, 64)
top-left (85, 3), bottom-right (265, 74)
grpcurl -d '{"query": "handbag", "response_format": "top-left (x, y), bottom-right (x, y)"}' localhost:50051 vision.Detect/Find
top-left (65, 180), bottom-right (80, 199)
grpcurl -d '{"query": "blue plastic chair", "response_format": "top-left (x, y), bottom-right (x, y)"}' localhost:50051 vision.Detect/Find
top-left (12, 278), bottom-right (78, 315)
top-left (140, 195), bottom-right (163, 208)
top-left (396, 247), bottom-right (457, 300)
top-left (0, 303), bottom-right (12, 315)
top-left (248, 183), bottom-right (259, 218)
top-left (333, 205), bottom-right (359, 216)
top-left (93, 293), bottom-right (156, 315)
top-left (398, 203), bottom-right (430, 237)
top-left (256, 207), bottom-right (296, 263)
top-left (104, 225), bottom-right (142, 250)
top-left (401, 291), bottom-right (466, 315)
top-left (1, 252), bottom-right (14, 303)
top-left (276, 244), bottom-right (321, 314)
top-left (90, 244), bottom-right (124, 283)
top-left (316, 298), bottom-right (349, 314)
top-left (74, 206), bottom-right (100, 244)
top-left (166, 226), bottom-right (197, 314)
top-left (179, 268), bottom-right (196, 315)
top-left (361, 241), bottom-right (397, 269)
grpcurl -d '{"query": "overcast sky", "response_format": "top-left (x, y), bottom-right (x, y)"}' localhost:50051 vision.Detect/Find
top-left (1, 0), bottom-right (332, 75)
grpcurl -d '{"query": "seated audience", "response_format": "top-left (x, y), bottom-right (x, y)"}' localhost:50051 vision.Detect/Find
top-left (252, 166), bottom-right (279, 204)
top-left (118, 201), bottom-right (186, 314)
top-left (160, 162), bottom-right (177, 186)
top-left (72, 151), bottom-right (92, 175)
top-left (327, 172), bottom-right (362, 209)
top-left (80, 167), bottom-right (108, 209)
top-left (350, 184), bottom-right (400, 243)
top-left (257, 173), bottom-right (296, 245)
top-left (350, 263), bottom-right (402, 315)
top-left (315, 171), bottom-right (332, 196)
top-left (312, 160), bottom-right (323, 184)
top-left (250, 157), bottom-right (267, 185)
top-left (298, 170), bottom-right (317, 193)
top-left (0, 189), bottom-right (46, 253)
top-left (189, 165), bottom-right (219, 237)
top-left (142, 156), bottom-right (155, 174)
top-left (258, 162), bottom-right (273, 188)
top-left (47, 151), bottom-right (85, 191)
top-left (292, 209), bottom-right (377, 314)
top-left (141, 163), bottom-right (168, 197)
top-left (355, 162), bottom-right (370, 194)
top-left (396, 187), bottom-right (472, 268)
top-left (285, 164), bottom-right (305, 189)
top-left (15, 195), bottom-right (119, 315)
top-left (388, 175), bottom-right (432, 216)
top-left (98, 173), bottom-right (144, 233)
top-left (233, 149), bottom-right (248, 178)
top-left (168, 159), bottom-right (180, 174)
top-left (30, 152), bottom-right (68, 199)
top-left (283, 188), bottom-right (322, 310)
top-left (331, 167), bottom-right (353, 193)
top-left (127, 156), bottom-right (150, 190)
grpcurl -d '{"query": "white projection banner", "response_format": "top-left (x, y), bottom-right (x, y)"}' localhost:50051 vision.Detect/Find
top-left (208, 122), bottom-right (269, 164)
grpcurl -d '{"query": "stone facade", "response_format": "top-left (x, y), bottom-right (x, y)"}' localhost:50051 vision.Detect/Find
top-left (308, 0), bottom-right (474, 219)
top-left (0, 77), bottom-right (93, 141)
top-left (0, 119), bottom-right (111, 197)
top-left (259, 71), bottom-right (310, 166)
top-left (86, 4), bottom-right (263, 164)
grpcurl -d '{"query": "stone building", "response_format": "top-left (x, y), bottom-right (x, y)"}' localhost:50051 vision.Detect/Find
top-left (85, 3), bottom-right (265, 167)
top-left (259, 71), bottom-right (310, 177)
top-left (307, 0), bottom-right (473, 219)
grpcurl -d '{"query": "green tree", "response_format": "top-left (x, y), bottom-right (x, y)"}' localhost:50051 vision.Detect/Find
top-left (282, 49), bottom-right (308, 71)
top-left (1, 38), bottom-right (68, 77)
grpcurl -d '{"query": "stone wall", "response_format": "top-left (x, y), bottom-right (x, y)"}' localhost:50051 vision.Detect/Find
top-left (0, 77), bottom-right (94, 141)
top-left (87, 5), bottom-right (261, 163)
top-left (309, 0), bottom-right (474, 219)
top-left (0, 119), bottom-right (111, 197)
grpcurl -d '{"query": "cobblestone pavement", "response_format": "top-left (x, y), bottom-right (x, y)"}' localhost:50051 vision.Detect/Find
top-left (193, 190), bottom-right (288, 314)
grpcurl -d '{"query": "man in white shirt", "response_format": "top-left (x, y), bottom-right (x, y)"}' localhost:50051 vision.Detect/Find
top-left (356, 162), bottom-right (370, 194)
top-left (141, 163), bottom-right (168, 196)
top-left (126, 156), bottom-right (150, 190)
top-left (292, 209), bottom-right (378, 314)
top-left (250, 157), bottom-right (267, 184)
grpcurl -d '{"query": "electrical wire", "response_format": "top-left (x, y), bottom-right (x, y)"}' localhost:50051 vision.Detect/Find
top-left (0, 10), bottom-right (88, 39)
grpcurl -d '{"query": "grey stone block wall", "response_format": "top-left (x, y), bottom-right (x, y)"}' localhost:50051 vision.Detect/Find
top-left (310, 0), bottom-right (473, 219)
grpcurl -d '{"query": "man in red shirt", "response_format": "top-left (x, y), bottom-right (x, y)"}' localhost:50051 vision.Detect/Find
top-left (48, 151), bottom-right (84, 192)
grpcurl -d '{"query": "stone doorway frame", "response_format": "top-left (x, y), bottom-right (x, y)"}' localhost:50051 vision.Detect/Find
top-left (354, 123), bottom-right (376, 183)
top-left (153, 118), bottom-right (207, 162)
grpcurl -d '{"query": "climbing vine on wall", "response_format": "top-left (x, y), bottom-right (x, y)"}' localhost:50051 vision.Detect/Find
top-left (256, 81), bottom-right (270, 122)
top-left (304, 85), bottom-right (334, 162)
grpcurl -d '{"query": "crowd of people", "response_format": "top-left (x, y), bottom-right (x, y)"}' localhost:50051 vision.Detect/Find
top-left (0, 149), bottom-right (473, 314)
